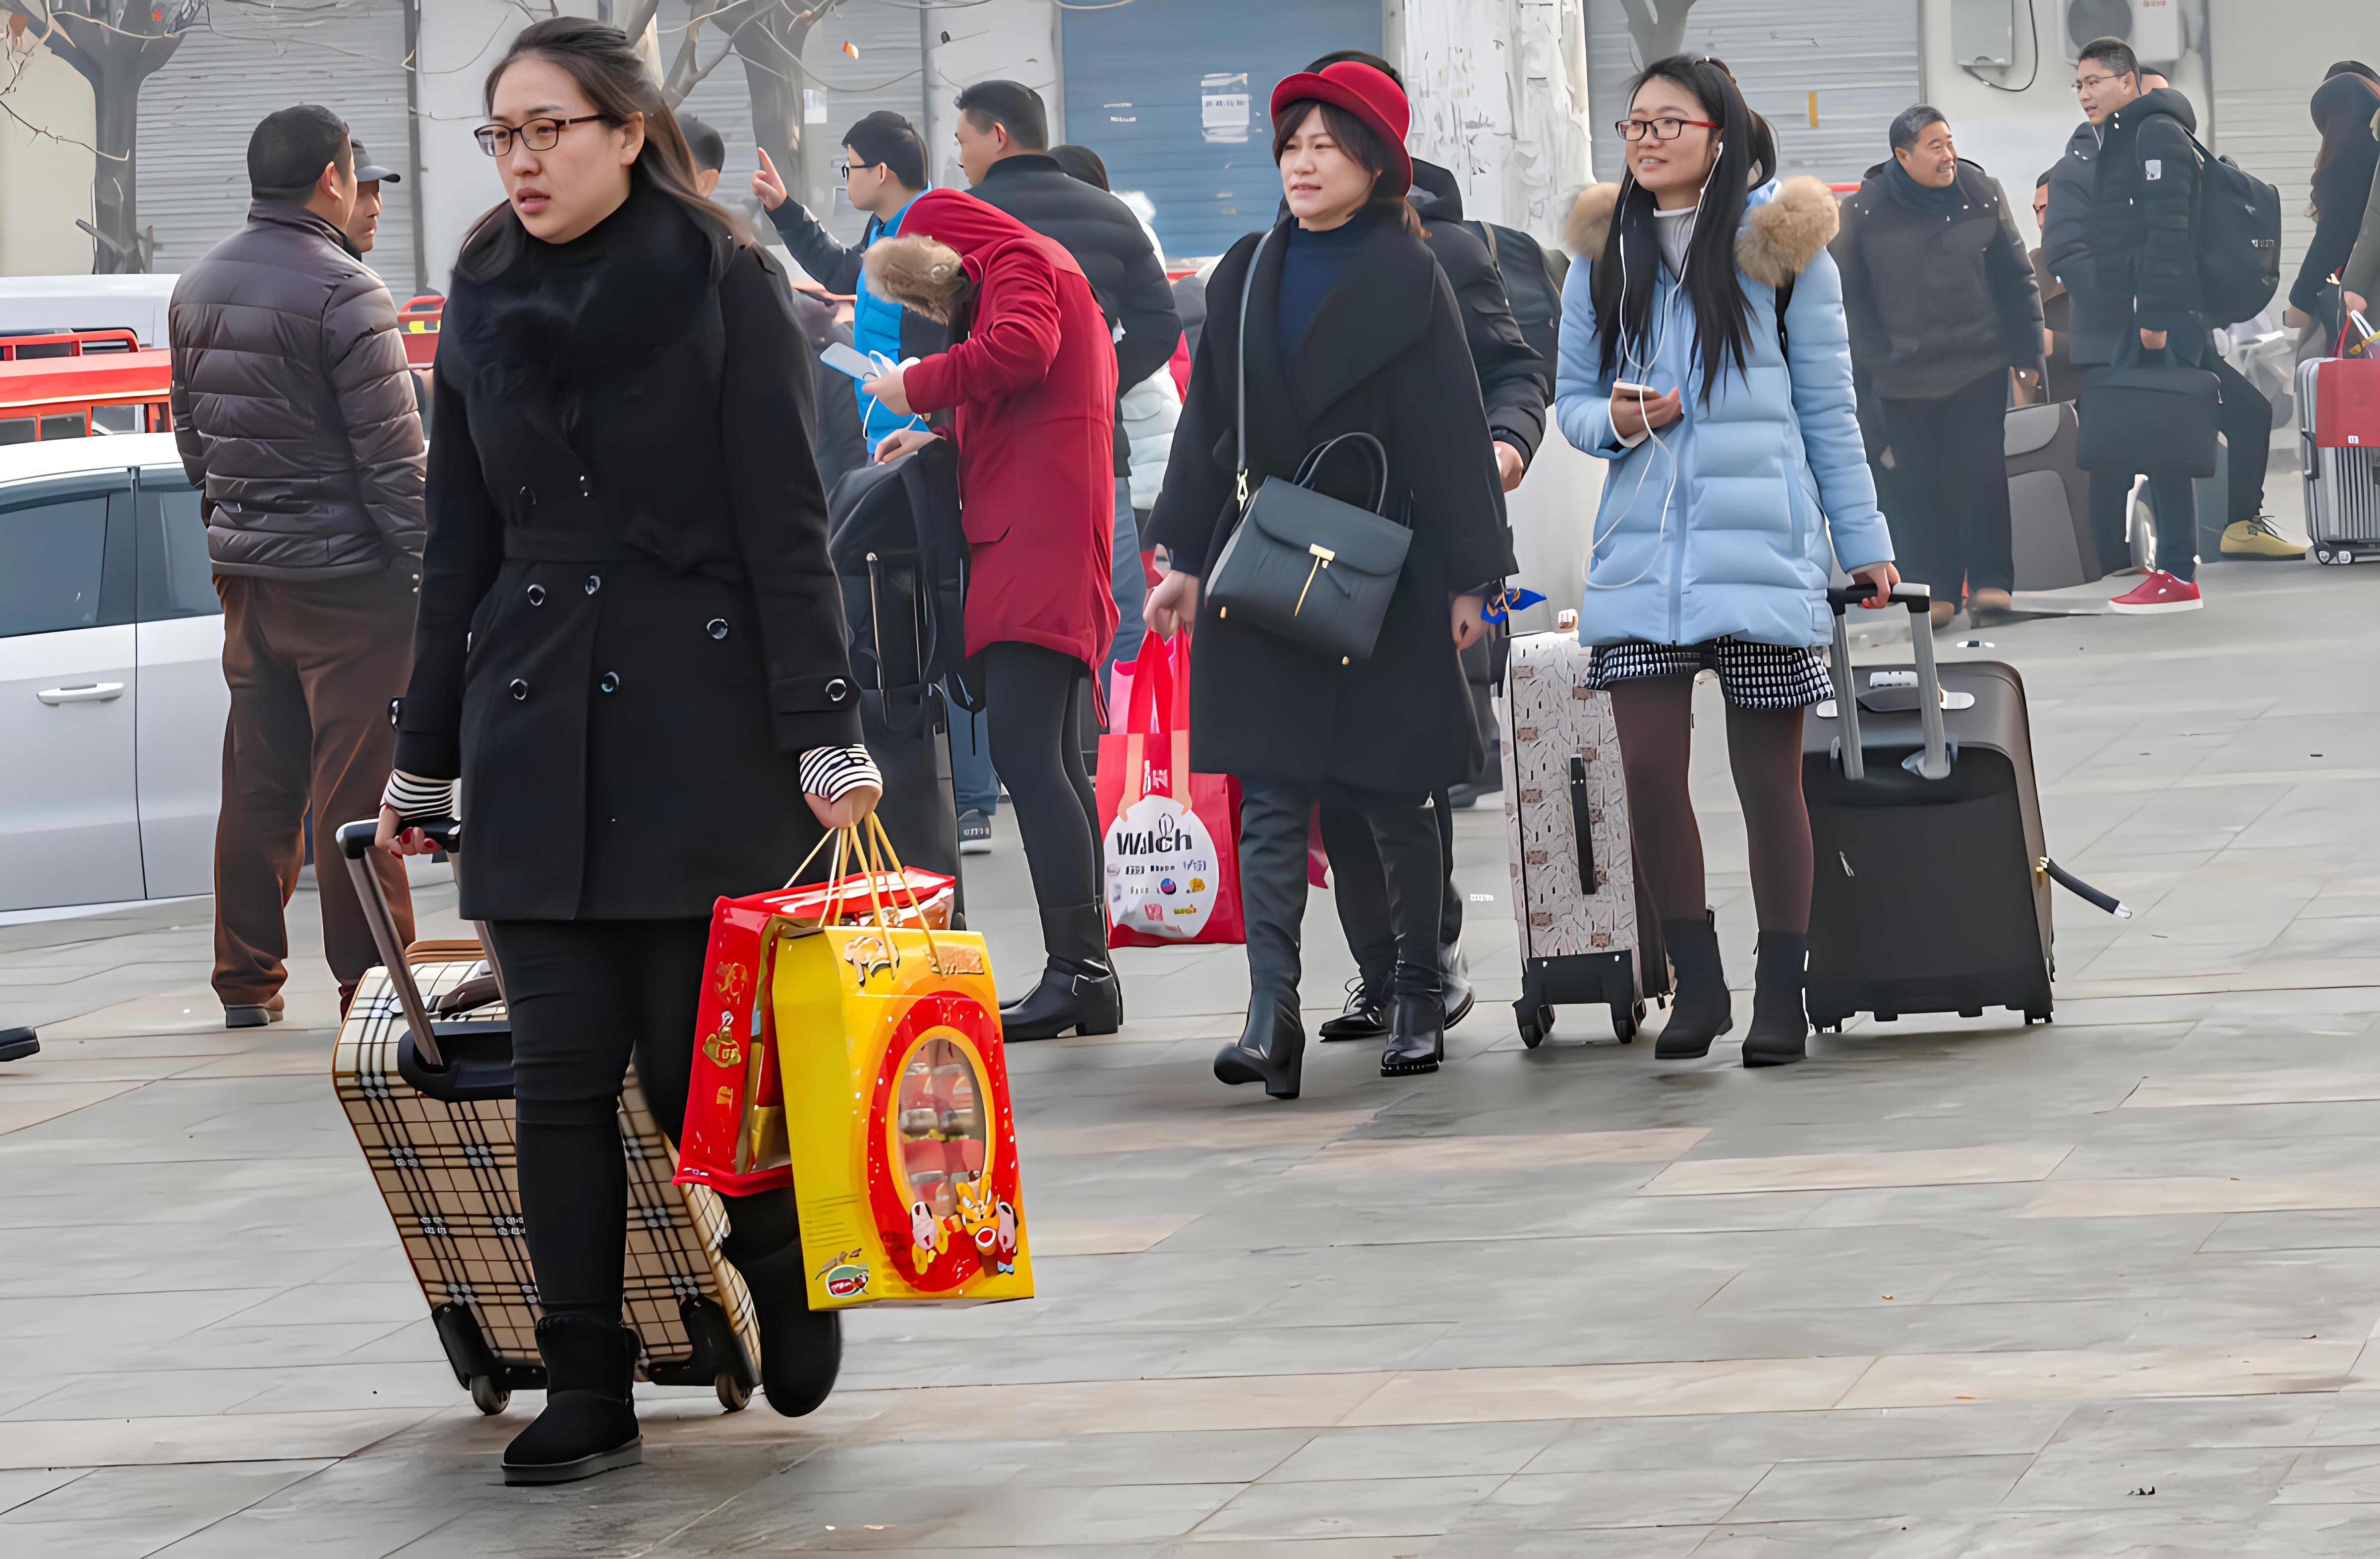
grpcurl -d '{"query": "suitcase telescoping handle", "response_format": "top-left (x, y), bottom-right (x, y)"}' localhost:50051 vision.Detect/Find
top-left (1567, 754), bottom-right (1599, 895)
top-left (1825, 583), bottom-right (1949, 782)
top-left (335, 816), bottom-right (463, 1068)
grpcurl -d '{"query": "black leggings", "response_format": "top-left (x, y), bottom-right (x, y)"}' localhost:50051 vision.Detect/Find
top-left (1608, 676), bottom-right (1812, 934)
top-left (981, 641), bottom-right (1101, 944)
top-left (486, 918), bottom-right (799, 1324)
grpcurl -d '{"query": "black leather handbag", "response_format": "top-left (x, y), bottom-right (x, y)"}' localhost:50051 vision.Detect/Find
top-left (2077, 340), bottom-right (2220, 479)
top-left (1204, 229), bottom-right (1413, 664)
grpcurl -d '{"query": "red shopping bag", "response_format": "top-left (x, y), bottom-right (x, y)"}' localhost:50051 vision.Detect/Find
top-left (1097, 634), bottom-right (1245, 948)
top-left (677, 841), bottom-right (955, 1196)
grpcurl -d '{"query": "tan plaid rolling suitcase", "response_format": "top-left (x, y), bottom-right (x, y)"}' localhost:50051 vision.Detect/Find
top-left (329, 820), bottom-right (760, 1416)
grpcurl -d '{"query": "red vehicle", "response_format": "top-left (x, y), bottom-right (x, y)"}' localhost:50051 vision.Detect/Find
top-left (0, 331), bottom-right (172, 444)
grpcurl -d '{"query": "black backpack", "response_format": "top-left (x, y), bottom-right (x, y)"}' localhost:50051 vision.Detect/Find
top-left (825, 440), bottom-right (973, 723)
top-left (2181, 132), bottom-right (2282, 326)
top-left (1472, 220), bottom-right (1567, 373)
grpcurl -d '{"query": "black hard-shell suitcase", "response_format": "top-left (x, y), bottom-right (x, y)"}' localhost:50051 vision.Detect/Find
top-left (862, 683), bottom-right (965, 921)
top-left (1801, 586), bottom-right (2124, 1030)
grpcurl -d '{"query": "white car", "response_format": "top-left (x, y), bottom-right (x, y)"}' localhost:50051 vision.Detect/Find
top-left (1, 432), bottom-right (227, 912)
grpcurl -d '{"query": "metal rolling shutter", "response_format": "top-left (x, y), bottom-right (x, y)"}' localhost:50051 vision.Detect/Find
top-left (137, 1), bottom-right (416, 297)
top-left (2203, 0), bottom-right (2320, 299)
top-left (665, 0), bottom-right (928, 250)
top-left (1059, 0), bottom-right (1382, 260)
top-left (1585, 0), bottom-right (1920, 188)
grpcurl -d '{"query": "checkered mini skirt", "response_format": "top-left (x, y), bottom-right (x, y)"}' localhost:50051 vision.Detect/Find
top-left (1588, 637), bottom-right (1834, 710)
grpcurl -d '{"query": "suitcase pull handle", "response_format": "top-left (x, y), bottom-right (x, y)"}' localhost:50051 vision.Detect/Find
top-left (1567, 754), bottom-right (1600, 895)
top-left (1825, 584), bottom-right (1950, 781)
top-left (2041, 856), bottom-right (2133, 918)
top-left (333, 817), bottom-right (497, 1082)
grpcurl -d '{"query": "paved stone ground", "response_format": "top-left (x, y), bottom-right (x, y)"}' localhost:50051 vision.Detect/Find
top-left (10, 536), bottom-right (2380, 1555)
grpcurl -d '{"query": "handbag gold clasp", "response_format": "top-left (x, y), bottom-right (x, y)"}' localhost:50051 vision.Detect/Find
top-left (1294, 544), bottom-right (1336, 616)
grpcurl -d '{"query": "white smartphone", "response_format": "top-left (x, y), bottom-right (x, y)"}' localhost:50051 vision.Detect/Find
top-left (819, 341), bottom-right (890, 381)
top-left (1610, 380), bottom-right (1664, 398)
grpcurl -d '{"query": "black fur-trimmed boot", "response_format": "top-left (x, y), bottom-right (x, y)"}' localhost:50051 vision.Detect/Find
top-left (1654, 912), bottom-right (1735, 1060)
top-left (1741, 932), bottom-right (1810, 1069)
top-left (501, 1314), bottom-right (642, 1486)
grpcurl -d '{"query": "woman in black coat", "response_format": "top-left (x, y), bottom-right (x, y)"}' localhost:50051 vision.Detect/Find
top-left (372, 18), bottom-right (879, 1484)
top-left (1144, 61), bottom-right (1513, 1101)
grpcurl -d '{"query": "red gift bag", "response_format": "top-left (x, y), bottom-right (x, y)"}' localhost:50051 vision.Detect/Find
top-left (1097, 634), bottom-right (1245, 948)
top-left (677, 839), bottom-right (955, 1196)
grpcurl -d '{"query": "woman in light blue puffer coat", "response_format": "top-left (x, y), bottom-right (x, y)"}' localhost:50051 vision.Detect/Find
top-left (1553, 55), bottom-right (1899, 1070)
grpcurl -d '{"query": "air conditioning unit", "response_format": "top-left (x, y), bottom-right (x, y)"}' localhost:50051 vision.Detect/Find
top-left (2064, 0), bottom-right (2186, 65)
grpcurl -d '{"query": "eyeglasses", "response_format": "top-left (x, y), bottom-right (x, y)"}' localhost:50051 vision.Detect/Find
top-left (1615, 116), bottom-right (1721, 142)
top-left (836, 159), bottom-right (880, 180)
top-left (474, 116), bottom-right (608, 157)
top-left (2072, 72), bottom-right (2123, 94)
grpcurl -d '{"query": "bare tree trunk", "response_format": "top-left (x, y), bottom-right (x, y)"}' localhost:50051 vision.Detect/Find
top-left (1614, 0), bottom-right (1698, 66)
top-left (88, 68), bottom-right (141, 271)
top-left (6, 1), bottom-right (194, 273)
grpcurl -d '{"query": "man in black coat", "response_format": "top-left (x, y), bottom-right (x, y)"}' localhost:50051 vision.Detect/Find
top-left (1833, 106), bottom-right (2043, 627)
top-left (170, 105), bottom-right (425, 1024)
top-left (2051, 37), bottom-right (2269, 611)
top-left (953, 79), bottom-right (1180, 677)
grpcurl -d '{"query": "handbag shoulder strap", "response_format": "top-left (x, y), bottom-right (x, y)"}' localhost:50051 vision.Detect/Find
top-left (1235, 227), bottom-right (1274, 509)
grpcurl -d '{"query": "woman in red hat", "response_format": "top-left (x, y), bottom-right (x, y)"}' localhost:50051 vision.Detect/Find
top-left (1143, 61), bottom-right (1514, 1099)
top-left (860, 188), bottom-right (1123, 1041)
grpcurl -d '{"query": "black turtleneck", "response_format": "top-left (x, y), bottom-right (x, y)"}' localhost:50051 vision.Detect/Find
top-left (1277, 206), bottom-right (1379, 352)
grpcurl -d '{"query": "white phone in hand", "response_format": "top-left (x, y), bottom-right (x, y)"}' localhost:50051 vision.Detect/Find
top-left (1610, 380), bottom-right (1662, 398)
top-left (820, 341), bottom-right (892, 381)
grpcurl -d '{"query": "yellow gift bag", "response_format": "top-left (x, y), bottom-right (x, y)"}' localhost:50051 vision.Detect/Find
top-left (771, 820), bottom-right (1034, 1309)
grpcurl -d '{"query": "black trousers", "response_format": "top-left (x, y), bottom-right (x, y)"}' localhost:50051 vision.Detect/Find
top-left (1242, 780), bottom-right (1442, 1006)
top-left (1319, 790), bottom-right (1461, 997)
top-left (981, 641), bottom-right (1103, 961)
top-left (1879, 369), bottom-right (2016, 601)
top-left (486, 918), bottom-right (799, 1324)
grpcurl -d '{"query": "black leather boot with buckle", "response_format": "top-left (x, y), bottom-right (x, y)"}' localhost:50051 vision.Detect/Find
top-left (500, 1313), bottom-right (642, 1486)
top-left (1001, 904), bottom-right (1122, 1041)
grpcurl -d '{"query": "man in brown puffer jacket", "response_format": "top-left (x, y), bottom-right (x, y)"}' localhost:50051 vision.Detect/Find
top-left (170, 104), bottom-right (425, 1024)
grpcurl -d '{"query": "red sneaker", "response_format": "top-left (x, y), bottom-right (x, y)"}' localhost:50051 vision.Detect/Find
top-left (2108, 570), bottom-right (2202, 614)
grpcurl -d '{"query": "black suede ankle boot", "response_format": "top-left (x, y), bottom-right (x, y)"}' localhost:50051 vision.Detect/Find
top-left (1214, 994), bottom-right (1303, 1099)
top-left (1655, 912), bottom-right (1734, 1060)
top-left (724, 1237), bottom-right (843, 1416)
top-left (1001, 904), bottom-right (1122, 1040)
top-left (501, 1314), bottom-right (642, 1485)
top-left (1742, 932), bottom-right (1810, 1069)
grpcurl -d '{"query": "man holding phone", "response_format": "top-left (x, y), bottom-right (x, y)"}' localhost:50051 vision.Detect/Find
top-left (753, 111), bottom-right (945, 449)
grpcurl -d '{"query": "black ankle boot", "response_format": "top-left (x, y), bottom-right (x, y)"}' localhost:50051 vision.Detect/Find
top-left (1742, 932), bottom-right (1810, 1069)
top-left (724, 1237), bottom-right (843, 1416)
top-left (1214, 995), bottom-right (1303, 1099)
top-left (1655, 912), bottom-right (1734, 1060)
top-left (1001, 904), bottom-right (1121, 1041)
top-left (1380, 992), bottom-right (1444, 1077)
top-left (501, 1314), bottom-right (642, 1485)
top-left (1439, 942), bottom-right (1475, 1028)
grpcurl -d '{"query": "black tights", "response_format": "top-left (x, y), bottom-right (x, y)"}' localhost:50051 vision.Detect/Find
top-left (981, 642), bottom-right (1102, 948)
top-left (486, 918), bottom-right (799, 1325)
top-left (1608, 676), bottom-right (1812, 934)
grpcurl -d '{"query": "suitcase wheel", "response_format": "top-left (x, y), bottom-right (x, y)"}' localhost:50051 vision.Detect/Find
top-left (1517, 1005), bottom-right (1551, 1049)
top-left (1611, 1000), bottom-right (1643, 1045)
top-left (715, 1371), bottom-right (751, 1413)
top-left (469, 1374), bottom-right (510, 1416)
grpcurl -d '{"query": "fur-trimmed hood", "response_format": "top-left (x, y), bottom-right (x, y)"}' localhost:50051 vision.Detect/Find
top-left (864, 232), bottom-right (970, 322)
top-left (1560, 175), bottom-right (1840, 287)
top-left (861, 187), bottom-right (1085, 324)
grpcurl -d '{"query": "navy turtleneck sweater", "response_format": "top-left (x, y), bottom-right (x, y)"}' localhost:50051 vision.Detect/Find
top-left (1276, 207), bottom-right (1378, 352)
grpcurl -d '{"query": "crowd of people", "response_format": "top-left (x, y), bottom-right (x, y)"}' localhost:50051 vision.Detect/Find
top-left (161, 14), bottom-right (2380, 1485)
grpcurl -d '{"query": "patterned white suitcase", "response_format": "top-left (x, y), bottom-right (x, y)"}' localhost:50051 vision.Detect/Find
top-left (330, 821), bottom-right (761, 1418)
top-left (1498, 629), bottom-right (1669, 1047)
top-left (2298, 356), bottom-right (2380, 564)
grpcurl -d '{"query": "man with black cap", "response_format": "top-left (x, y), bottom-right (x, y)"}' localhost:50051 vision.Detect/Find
top-left (342, 138), bottom-right (400, 257)
top-left (169, 104), bottom-right (425, 1027)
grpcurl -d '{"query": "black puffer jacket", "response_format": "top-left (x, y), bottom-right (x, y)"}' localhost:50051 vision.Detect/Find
top-left (1832, 158), bottom-right (2043, 400)
top-left (1402, 159), bottom-right (1550, 466)
top-left (2067, 87), bottom-right (2204, 360)
top-left (169, 203), bottom-right (425, 577)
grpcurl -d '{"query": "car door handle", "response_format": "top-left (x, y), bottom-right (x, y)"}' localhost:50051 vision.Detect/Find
top-left (36, 682), bottom-right (125, 705)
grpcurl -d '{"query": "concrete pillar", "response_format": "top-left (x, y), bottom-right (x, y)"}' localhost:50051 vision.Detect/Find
top-left (921, 0), bottom-right (1060, 191)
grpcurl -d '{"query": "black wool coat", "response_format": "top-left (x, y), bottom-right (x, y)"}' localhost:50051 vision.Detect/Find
top-left (1146, 213), bottom-right (1516, 798)
top-left (392, 183), bottom-right (861, 920)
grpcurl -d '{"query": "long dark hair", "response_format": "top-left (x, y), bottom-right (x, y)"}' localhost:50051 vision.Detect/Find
top-left (1269, 99), bottom-right (1427, 239)
top-left (2309, 70), bottom-right (2380, 220)
top-left (1591, 55), bottom-right (1777, 403)
top-left (457, 17), bottom-right (747, 281)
